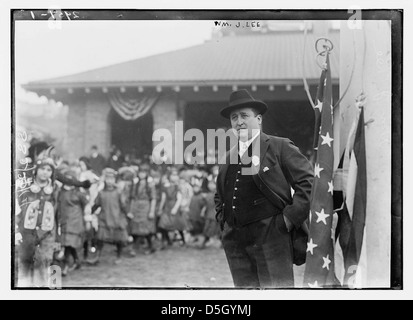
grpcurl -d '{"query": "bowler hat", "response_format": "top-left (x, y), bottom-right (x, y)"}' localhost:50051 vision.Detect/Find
top-left (220, 89), bottom-right (268, 119)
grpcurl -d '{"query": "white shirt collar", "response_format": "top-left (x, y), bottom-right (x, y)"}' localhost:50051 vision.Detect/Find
top-left (239, 131), bottom-right (260, 157)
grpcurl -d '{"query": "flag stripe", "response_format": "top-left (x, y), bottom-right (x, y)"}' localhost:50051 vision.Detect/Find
top-left (335, 107), bottom-right (368, 287)
top-left (344, 108), bottom-right (367, 272)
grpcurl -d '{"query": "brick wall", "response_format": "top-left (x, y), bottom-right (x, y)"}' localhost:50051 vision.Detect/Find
top-left (84, 93), bottom-right (111, 157)
top-left (151, 94), bottom-right (179, 163)
top-left (65, 92), bottom-right (111, 159)
top-left (66, 96), bottom-right (86, 160)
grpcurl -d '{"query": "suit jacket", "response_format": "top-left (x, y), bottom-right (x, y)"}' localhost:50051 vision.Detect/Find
top-left (215, 132), bottom-right (314, 229)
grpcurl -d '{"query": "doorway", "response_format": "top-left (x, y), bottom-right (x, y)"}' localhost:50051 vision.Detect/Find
top-left (110, 108), bottom-right (154, 160)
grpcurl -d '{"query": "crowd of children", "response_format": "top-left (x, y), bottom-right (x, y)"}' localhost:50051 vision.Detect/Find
top-left (15, 144), bottom-right (222, 287)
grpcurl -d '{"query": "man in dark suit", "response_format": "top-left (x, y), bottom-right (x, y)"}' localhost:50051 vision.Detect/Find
top-left (215, 89), bottom-right (314, 288)
top-left (89, 145), bottom-right (107, 176)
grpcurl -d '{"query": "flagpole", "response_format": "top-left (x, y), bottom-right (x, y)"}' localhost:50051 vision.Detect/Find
top-left (310, 38), bottom-right (333, 166)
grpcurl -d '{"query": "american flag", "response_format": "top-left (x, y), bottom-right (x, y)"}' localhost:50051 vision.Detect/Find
top-left (334, 106), bottom-right (368, 287)
top-left (304, 53), bottom-right (339, 288)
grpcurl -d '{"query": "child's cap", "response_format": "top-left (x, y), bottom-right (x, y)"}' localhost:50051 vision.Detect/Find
top-left (102, 167), bottom-right (117, 178)
top-left (34, 147), bottom-right (56, 179)
top-left (139, 163), bottom-right (151, 173)
top-left (118, 166), bottom-right (135, 181)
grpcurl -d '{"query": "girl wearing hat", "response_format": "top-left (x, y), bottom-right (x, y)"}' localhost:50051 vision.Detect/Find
top-left (89, 168), bottom-right (129, 265)
top-left (187, 182), bottom-right (206, 244)
top-left (126, 164), bottom-right (157, 255)
top-left (201, 180), bottom-right (221, 249)
top-left (78, 157), bottom-right (100, 261)
top-left (157, 168), bottom-right (187, 248)
top-left (57, 168), bottom-right (89, 275)
top-left (25, 142), bottom-right (92, 189)
top-left (178, 170), bottom-right (193, 225)
top-left (16, 156), bottom-right (60, 287)
top-left (150, 169), bottom-right (164, 237)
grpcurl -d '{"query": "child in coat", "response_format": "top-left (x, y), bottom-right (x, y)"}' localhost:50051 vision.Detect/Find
top-left (57, 168), bottom-right (89, 275)
top-left (78, 157), bottom-right (100, 260)
top-left (89, 168), bottom-right (129, 265)
top-left (187, 183), bottom-right (206, 244)
top-left (201, 181), bottom-right (221, 249)
top-left (157, 168), bottom-right (186, 248)
top-left (126, 164), bottom-right (157, 255)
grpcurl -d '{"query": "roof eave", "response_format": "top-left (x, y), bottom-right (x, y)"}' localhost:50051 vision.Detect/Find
top-left (22, 78), bottom-right (339, 92)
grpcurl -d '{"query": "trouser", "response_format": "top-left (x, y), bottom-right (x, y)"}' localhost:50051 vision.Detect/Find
top-left (221, 214), bottom-right (294, 288)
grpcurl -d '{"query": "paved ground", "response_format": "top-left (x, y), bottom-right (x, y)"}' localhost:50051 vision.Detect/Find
top-left (62, 240), bottom-right (234, 288)
top-left (61, 239), bottom-right (305, 288)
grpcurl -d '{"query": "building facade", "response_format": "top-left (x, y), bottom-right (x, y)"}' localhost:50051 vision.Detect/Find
top-left (23, 26), bottom-right (340, 162)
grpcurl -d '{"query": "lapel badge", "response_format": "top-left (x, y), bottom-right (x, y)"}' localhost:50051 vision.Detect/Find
top-left (263, 167), bottom-right (270, 172)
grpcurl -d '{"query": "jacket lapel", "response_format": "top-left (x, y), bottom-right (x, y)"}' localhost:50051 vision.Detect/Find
top-left (218, 144), bottom-right (238, 193)
top-left (250, 132), bottom-right (270, 174)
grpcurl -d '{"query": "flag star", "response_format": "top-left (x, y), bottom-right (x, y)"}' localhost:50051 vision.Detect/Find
top-left (308, 281), bottom-right (321, 288)
top-left (322, 255), bottom-right (332, 271)
top-left (315, 209), bottom-right (330, 225)
top-left (327, 181), bottom-right (334, 195)
top-left (307, 238), bottom-right (318, 255)
top-left (321, 132), bottom-right (334, 147)
top-left (314, 163), bottom-right (324, 178)
top-left (314, 100), bottom-right (323, 112)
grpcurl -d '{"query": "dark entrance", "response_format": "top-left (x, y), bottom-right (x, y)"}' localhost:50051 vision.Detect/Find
top-left (185, 100), bottom-right (314, 158)
top-left (110, 109), bottom-right (154, 160)
top-left (185, 101), bottom-right (230, 133)
top-left (184, 102), bottom-right (231, 162)
top-left (263, 100), bottom-right (315, 158)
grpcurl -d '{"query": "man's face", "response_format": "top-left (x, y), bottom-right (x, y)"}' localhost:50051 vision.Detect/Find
top-left (230, 108), bottom-right (262, 141)
top-left (91, 148), bottom-right (98, 157)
